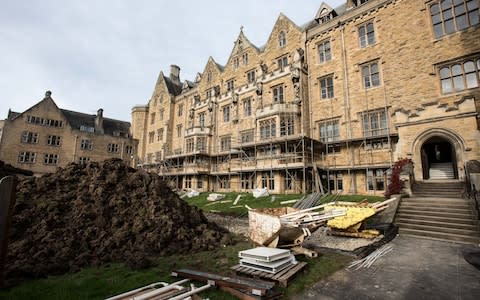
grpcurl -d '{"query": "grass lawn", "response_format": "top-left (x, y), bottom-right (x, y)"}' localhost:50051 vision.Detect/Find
top-left (0, 239), bottom-right (351, 300)
top-left (185, 192), bottom-right (384, 217)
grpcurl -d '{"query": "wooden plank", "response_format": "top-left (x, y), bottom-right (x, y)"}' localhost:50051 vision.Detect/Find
top-left (232, 262), bottom-right (307, 288)
top-left (0, 176), bottom-right (17, 288)
top-left (172, 269), bottom-right (274, 296)
top-left (276, 262), bottom-right (307, 287)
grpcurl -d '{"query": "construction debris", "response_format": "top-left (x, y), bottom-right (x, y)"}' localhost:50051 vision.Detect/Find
top-left (293, 192), bottom-right (323, 209)
top-left (5, 159), bottom-right (230, 286)
top-left (239, 247), bottom-right (296, 274)
top-left (232, 261), bottom-right (307, 288)
top-left (252, 188), bottom-right (269, 198)
top-left (348, 244), bottom-right (393, 270)
top-left (105, 279), bottom-right (211, 300)
top-left (207, 193), bottom-right (225, 201)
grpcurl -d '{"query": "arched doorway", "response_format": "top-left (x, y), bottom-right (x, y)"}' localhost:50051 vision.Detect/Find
top-left (420, 136), bottom-right (457, 180)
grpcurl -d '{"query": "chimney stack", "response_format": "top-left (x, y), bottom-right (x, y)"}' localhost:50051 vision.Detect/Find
top-left (95, 108), bottom-right (104, 134)
top-left (170, 65), bottom-right (181, 83)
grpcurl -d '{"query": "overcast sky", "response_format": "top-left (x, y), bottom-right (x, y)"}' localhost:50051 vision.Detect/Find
top-left (1, 0), bottom-right (344, 122)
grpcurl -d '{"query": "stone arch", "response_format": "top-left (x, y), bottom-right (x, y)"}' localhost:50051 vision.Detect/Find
top-left (411, 128), bottom-right (465, 181)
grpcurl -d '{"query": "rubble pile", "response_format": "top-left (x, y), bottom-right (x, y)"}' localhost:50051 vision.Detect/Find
top-left (5, 159), bottom-right (229, 284)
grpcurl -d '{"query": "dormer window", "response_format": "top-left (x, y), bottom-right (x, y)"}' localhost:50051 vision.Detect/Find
top-left (315, 3), bottom-right (338, 24)
top-left (278, 31), bottom-right (286, 47)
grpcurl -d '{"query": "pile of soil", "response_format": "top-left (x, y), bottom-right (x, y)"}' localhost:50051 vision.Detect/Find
top-left (5, 159), bottom-right (229, 285)
top-left (0, 160), bottom-right (33, 178)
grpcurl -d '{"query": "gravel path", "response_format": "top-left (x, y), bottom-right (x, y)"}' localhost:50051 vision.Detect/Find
top-left (204, 213), bottom-right (249, 237)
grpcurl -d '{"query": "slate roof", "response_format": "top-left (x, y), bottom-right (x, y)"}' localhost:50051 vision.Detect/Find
top-left (60, 109), bottom-right (131, 137)
top-left (164, 76), bottom-right (183, 96)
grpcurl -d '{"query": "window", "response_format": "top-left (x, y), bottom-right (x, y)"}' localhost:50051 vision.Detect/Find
top-left (430, 0), bottom-right (479, 38)
top-left (319, 119), bottom-right (340, 142)
top-left (241, 130), bottom-right (254, 143)
top-left (155, 151), bottom-right (161, 162)
top-left (79, 157), bottom-right (90, 165)
top-left (80, 139), bottom-right (93, 150)
top-left (241, 173), bottom-right (254, 190)
top-left (185, 176), bottom-right (192, 189)
top-left (206, 89), bottom-right (213, 99)
top-left (223, 105), bottom-right (230, 122)
top-left (186, 138), bottom-right (195, 153)
top-left (125, 145), bottom-right (134, 155)
top-left (157, 128), bottom-right (164, 141)
top-left (197, 177), bottom-right (203, 189)
top-left (261, 172), bottom-right (275, 190)
top-left (233, 57), bottom-right (239, 70)
top-left (177, 124), bottom-right (183, 137)
top-left (320, 76), bottom-right (334, 99)
top-left (328, 172), bottom-right (343, 191)
top-left (148, 131), bottom-right (155, 143)
top-left (178, 104), bottom-right (183, 117)
top-left (21, 131), bottom-right (38, 144)
top-left (439, 58), bottom-right (480, 93)
top-left (220, 136), bottom-right (231, 152)
top-left (259, 118), bottom-right (276, 139)
top-left (207, 71), bottom-right (212, 82)
top-left (358, 21), bottom-right (376, 48)
top-left (47, 135), bottom-right (61, 146)
top-left (199, 112), bottom-right (206, 128)
top-left (242, 52), bottom-right (249, 65)
top-left (280, 117), bottom-right (295, 136)
top-left (362, 61), bottom-right (381, 89)
top-left (160, 109), bottom-right (164, 121)
top-left (150, 112), bottom-right (156, 124)
top-left (107, 143), bottom-right (119, 153)
top-left (367, 169), bottom-right (387, 191)
top-left (80, 125), bottom-right (95, 133)
top-left (226, 79), bottom-right (235, 92)
top-left (273, 85), bottom-right (284, 102)
top-left (247, 70), bottom-right (256, 84)
top-left (146, 153), bottom-right (153, 163)
top-left (26, 115), bottom-right (63, 127)
top-left (197, 137), bottom-right (207, 152)
top-left (219, 176), bottom-right (231, 189)
top-left (277, 56), bottom-right (288, 70)
top-left (362, 110), bottom-right (388, 137)
top-left (318, 40), bottom-right (332, 63)
top-left (243, 98), bottom-right (252, 116)
top-left (44, 154), bottom-right (59, 165)
top-left (278, 31), bottom-right (286, 47)
top-left (18, 151), bottom-right (36, 163)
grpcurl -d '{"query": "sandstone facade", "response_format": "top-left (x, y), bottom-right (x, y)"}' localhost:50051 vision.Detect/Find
top-left (0, 92), bottom-right (137, 174)
top-left (132, 0), bottom-right (480, 195)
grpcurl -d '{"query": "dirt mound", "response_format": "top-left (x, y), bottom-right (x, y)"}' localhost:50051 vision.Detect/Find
top-left (5, 159), bottom-right (229, 285)
top-left (0, 160), bottom-right (33, 178)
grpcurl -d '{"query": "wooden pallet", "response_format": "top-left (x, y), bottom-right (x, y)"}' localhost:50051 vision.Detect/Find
top-left (231, 262), bottom-right (307, 287)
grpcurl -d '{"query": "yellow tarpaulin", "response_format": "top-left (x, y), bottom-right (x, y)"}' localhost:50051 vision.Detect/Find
top-left (325, 205), bottom-right (376, 230)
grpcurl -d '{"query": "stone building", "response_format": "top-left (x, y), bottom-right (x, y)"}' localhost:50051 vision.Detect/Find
top-left (132, 0), bottom-right (480, 195)
top-left (0, 91), bottom-right (137, 174)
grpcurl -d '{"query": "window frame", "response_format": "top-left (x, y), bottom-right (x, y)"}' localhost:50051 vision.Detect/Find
top-left (429, 0), bottom-right (479, 39)
top-left (243, 97), bottom-right (252, 117)
top-left (361, 109), bottom-right (388, 138)
top-left (278, 31), bottom-right (287, 47)
top-left (319, 119), bottom-right (340, 143)
top-left (317, 40), bottom-right (332, 63)
top-left (272, 85), bottom-right (284, 103)
top-left (361, 61), bottom-right (381, 89)
top-left (319, 75), bottom-right (334, 99)
top-left (438, 56), bottom-right (480, 93)
top-left (358, 21), bottom-right (376, 48)
top-left (223, 105), bottom-right (230, 123)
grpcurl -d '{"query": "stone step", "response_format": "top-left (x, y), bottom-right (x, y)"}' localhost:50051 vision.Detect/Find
top-left (395, 218), bottom-right (479, 231)
top-left (398, 228), bottom-right (480, 245)
top-left (395, 222), bottom-right (479, 236)
top-left (396, 209), bottom-right (473, 219)
top-left (395, 213), bottom-right (477, 225)
top-left (397, 205), bottom-right (471, 214)
top-left (398, 232), bottom-right (480, 246)
top-left (413, 193), bottom-right (463, 198)
top-left (400, 200), bottom-right (469, 209)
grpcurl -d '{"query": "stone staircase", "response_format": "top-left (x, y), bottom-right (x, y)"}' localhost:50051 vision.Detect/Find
top-left (395, 181), bottom-right (480, 245)
top-left (429, 162), bottom-right (455, 179)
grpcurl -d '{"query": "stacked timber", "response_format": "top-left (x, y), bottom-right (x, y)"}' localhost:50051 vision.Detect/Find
top-left (279, 204), bottom-right (347, 228)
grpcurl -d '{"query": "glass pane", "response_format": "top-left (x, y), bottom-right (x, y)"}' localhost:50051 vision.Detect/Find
top-left (367, 22), bottom-right (374, 33)
top-left (443, 8), bottom-right (453, 19)
top-left (457, 14), bottom-right (468, 29)
top-left (442, 78), bottom-right (453, 93)
top-left (453, 75), bottom-right (465, 90)
top-left (432, 13), bottom-right (442, 24)
top-left (445, 19), bottom-right (455, 33)
top-left (364, 76), bottom-right (371, 88)
top-left (469, 11), bottom-right (479, 25)
top-left (477, 59), bottom-right (480, 69)
top-left (368, 32), bottom-right (376, 44)
top-left (372, 73), bottom-right (380, 86)
top-left (440, 67), bottom-right (451, 78)
top-left (359, 26), bottom-right (366, 37)
top-left (371, 63), bottom-right (378, 73)
top-left (466, 73), bottom-right (478, 88)
top-left (362, 65), bottom-right (370, 76)
top-left (454, 4), bottom-right (466, 15)
top-left (451, 64), bottom-right (462, 75)
top-left (464, 61), bottom-right (475, 72)
top-left (430, 3), bottom-right (440, 14)
top-left (467, 0), bottom-right (479, 10)
top-left (359, 36), bottom-right (366, 47)
top-left (434, 23), bottom-right (444, 37)
top-left (441, 0), bottom-right (452, 10)
top-left (452, 0), bottom-right (463, 5)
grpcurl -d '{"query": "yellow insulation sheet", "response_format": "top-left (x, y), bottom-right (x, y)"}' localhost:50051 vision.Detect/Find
top-left (325, 205), bottom-right (376, 229)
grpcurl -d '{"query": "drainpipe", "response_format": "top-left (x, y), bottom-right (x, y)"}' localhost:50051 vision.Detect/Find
top-left (72, 135), bottom-right (78, 162)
